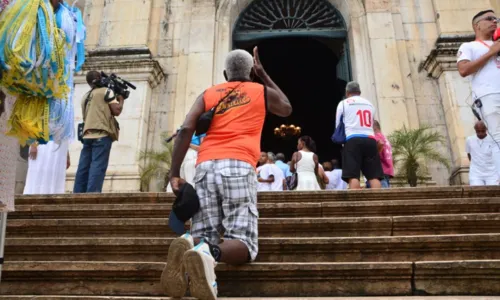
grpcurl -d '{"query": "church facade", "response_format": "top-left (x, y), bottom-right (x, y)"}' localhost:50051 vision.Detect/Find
top-left (64, 0), bottom-right (500, 191)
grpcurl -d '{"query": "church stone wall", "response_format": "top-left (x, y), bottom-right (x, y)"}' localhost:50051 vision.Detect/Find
top-left (63, 0), bottom-right (500, 191)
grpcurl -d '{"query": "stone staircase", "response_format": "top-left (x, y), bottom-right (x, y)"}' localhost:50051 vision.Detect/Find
top-left (2, 186), bottom-right (500, 298)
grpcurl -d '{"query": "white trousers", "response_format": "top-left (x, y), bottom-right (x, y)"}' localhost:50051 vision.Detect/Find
top-left (469, 178), bottom-right (499, 186)
top-left (479, 93), bottom-right (500, 180)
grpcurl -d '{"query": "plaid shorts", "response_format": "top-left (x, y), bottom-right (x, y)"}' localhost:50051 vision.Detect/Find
top-left (191, 159), bottom-right (259, 261)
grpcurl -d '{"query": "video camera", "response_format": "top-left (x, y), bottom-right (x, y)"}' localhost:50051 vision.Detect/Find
top-left (94, 72), bottom-right (136, 101)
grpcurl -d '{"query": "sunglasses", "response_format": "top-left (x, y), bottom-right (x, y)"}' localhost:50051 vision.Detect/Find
top-left (476, 16), bottom-right (499, 23)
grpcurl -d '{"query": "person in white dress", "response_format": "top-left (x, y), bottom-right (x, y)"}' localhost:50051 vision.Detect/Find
top-left (23, 141), bottom-right (70, 195)
top-left (290, 136), bottom-right (322, 191)
top-left (466, 121), bottom-right (499, 185)
top-left (257, 152), bottom-right (286, 191)
top-left (166, 132), bottom-right (206, 192)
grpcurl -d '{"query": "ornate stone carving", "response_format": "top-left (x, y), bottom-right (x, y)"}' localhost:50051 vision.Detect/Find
top-left (235, 0), bottom-right (345, 32)
top-left (421, 34), bottom-right (474, 79)
top-left (80, 47), bottom-right (166, 89)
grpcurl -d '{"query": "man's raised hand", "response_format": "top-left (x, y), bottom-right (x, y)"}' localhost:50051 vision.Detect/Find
top-left (253, 46), bottom-right (267, 79)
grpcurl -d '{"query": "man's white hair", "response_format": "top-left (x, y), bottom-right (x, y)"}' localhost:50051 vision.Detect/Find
top-left (225, 50), bottom-right (254, 80)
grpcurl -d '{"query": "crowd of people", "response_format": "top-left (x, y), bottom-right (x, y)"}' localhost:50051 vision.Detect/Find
top-left (173, 82), bottom-right (396, 193)
top-left (162, 45), bottom-right (395, 300)
top-left (2, 6), bottom-right (500, 300)
top-left (161, 9), bottom-right (500, 300)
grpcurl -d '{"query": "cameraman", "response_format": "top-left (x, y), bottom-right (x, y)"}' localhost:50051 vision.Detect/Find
top-left (458, 9), bottom-right (500, 179)
top-left (73, 71), bottom-right (124, 193)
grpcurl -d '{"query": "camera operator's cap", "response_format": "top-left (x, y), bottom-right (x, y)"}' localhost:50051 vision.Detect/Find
top-left (168, 183), bottom-right (200, 235)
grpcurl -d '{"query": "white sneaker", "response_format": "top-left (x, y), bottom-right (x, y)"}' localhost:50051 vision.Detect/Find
top-left (161, 232), bottom-right (194, 297)
top-left (183, 240), bottom-right (218, 300)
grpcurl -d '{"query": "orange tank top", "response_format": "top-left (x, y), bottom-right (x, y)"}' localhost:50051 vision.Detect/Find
top-left (196, 81), bottom-right (266, 167)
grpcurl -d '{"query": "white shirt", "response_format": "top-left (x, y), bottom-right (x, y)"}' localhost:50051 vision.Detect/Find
top-left (466, 135), bottom-right (498, 179)
top-left (256, 166), bottom-right (270, 191)
top-left (263, 163), bottom-right (285, 191)
top-left (325, 169), bottom-right (348, 190)
top-left (336, 96), bottom-right (375, 139)
top-left (457, 40), bottom-right (500, 99)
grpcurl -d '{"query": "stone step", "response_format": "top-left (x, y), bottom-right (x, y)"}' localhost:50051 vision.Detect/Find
top-left (5, 234), bottom-right (500, 262)
top-left (9, 198), bottom-right (500, 219)
top-left (1, 297), bottom-right (498, 300)
top-left (1, 260), bottom-right (499, 296)
top-left (6, 213), bottom-right (500, 238)
top-left (13, 186), bottom-right (499, 206)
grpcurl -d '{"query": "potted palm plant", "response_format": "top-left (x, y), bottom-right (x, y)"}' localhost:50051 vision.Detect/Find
top-left (138, 132), bottom-right (174, 192)
top-left (389, 125), bottom-right (450, 187)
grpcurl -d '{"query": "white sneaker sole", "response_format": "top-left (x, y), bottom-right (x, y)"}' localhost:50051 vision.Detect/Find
top-left (183, 250), bottom-right (217, 300)
top-left (161, 237), bottom-right (193, 297)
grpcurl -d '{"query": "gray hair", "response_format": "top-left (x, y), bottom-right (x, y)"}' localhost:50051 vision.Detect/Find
top-left (225, 50), bottom-right (254, 80)
top-left (276, 153), bottom-right (286, 161)
top-left (346, 81), bottom-right (361, 94)
top-left (267, 152), bottom-right (276, 162)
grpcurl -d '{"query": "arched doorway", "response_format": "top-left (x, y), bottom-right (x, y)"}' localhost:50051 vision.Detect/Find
top-left (232, 0), bottom-right (352, 164)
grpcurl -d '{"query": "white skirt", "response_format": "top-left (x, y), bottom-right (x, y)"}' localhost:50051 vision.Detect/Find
top-left (166, 148), bottom-right (198, 192)
top-left (296, 171), bottom-right (321, 191)
top-left (23, 140), bottom-right (69, 195)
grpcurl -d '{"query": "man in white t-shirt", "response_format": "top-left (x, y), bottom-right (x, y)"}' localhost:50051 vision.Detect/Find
top-left (257, 152), bottom-right (285, 191)
top-left (323, 160), bottom-right (347, 190)
top-left (257, 151), bottom-right (270, 191)
top-left (335, 81), bottom-right (383, 189)
top-left (457, 9), bottom-right (500, 178)
top-left (466, 121), bottom-right (499, 185)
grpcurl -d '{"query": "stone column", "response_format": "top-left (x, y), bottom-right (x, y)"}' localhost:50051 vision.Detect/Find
top-left (167, 0), bottom-right (217, 130)
top-left (67, 48), bottom-right (165, 192)
top-left (67, 0), bottom-right (166, 192)
top-left (420, 0), bottom-right (492, 185)
top-left (422, 36), bottom-right (476, 185)
top-left (363, 0), bottom-right (412, 133)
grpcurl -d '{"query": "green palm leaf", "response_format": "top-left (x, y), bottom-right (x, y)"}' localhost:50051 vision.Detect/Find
top-left (138, 132), bottom-right (174, 191)
top-left (389, 125), bottom-right (449, 187)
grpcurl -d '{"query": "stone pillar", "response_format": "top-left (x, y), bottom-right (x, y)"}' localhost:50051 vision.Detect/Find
top-left (363, 0), bottom-right (412, 133)
top-left (165, 0), bottom-right (217, 130)
top-left (420, 0), bottom-right (492, 185)
top-left (67, 48), bottom-right (165, 192)
top-left (67, 0), bottom-right (166, 192)
top-left (422, 35), bottom-right (476, 185)
top-left (432, 0), bottom-right (493, 35)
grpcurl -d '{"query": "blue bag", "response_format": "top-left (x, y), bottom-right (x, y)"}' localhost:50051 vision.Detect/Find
top-left (331, 101), bottom-right (346, 144)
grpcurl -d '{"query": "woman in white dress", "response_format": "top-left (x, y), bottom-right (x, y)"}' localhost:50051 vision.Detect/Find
top-left (23, 140), bottom-right (70, 195)
top-left (290, 136), bottom-right (323, 191)
top-left (166, 133), bottom-right (206, 192)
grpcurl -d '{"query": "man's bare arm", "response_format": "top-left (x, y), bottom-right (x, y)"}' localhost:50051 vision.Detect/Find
top-left (109, 95), bottom-right (124, 116)
top-left (265, 83), bottom-right (292, 117)
top-left (170, 93), bottom-right (205, 178)
top-left (458, 41), bottom-right (500, 77)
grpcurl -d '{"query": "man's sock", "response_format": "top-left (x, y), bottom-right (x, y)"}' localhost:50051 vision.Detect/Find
top-left (205, 241), bottom-right (222, 262)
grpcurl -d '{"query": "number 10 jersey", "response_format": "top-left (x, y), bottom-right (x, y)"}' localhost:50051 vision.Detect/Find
top-left (335, 96), bottom-right (376, 140)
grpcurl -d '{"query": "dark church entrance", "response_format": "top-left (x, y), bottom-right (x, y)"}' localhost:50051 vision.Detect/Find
top-left (236, 37), bottom-right (347, 163)
top-left (232, 0), bottom-right (352, 163)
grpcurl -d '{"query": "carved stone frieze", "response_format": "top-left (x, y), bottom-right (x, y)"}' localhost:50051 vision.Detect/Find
top-left (79, 47), bottom-right (166, 89)
top-left (421, 34), bottom-right (475, 79)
